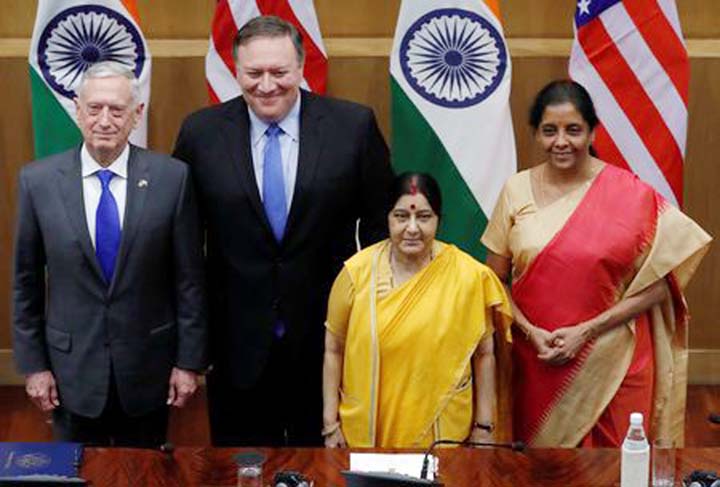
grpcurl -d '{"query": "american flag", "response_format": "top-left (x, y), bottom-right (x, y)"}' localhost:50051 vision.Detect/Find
top-left (205, 0), bottom-right (328, 104)
top-left (569, 0), bottom-right (688, 207)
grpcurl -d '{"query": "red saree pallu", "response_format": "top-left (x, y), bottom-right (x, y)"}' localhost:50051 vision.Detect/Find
top-left (511, 165), bottom-right (661, 445)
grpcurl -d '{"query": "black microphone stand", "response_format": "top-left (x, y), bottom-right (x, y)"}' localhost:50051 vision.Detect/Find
top-left (419, 439), bottom-right (526, 480)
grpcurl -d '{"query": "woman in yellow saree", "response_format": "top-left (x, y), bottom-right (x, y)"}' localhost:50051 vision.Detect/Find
top-left (483, 80), bottom-right (711, 447)
top-left (322, 173), bottom-right (512, 448)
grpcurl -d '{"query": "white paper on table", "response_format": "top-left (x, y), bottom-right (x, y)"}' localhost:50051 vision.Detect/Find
top-left (349, 453), bottom-right (438, 481)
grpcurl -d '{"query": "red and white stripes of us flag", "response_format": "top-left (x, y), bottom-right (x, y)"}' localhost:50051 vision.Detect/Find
top-left (569, 0), bottom-right (688, 207)
top-left (205, 0), bottom-right (328, 104)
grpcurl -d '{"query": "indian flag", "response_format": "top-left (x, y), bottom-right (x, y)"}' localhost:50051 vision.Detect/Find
top-left (390, 0), bottom-right (516, 259)
top-left (29, 0), bottom-right (151, 158)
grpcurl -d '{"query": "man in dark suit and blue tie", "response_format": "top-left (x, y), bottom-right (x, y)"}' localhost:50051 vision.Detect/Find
top-left (173, 16), bottom-right (394, 446)
top-left (13, 62), bottom-right (207, 446)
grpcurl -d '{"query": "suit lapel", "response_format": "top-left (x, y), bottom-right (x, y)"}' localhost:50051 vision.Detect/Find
top-left (108, 146), bottom-right (149, 295)
top-left (285, 90), bottom-right (324, 240)
top-left (57, 149), bottom-right (106, 283)
top-left (220, 98), bottom-right (277, 243)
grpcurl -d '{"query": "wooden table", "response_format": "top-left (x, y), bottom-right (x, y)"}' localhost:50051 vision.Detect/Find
top-left (79, 447), bottom-right (720, 486)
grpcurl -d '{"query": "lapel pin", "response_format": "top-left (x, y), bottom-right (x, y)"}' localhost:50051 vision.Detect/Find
top-left (137, 179), bottom-right (148, 188)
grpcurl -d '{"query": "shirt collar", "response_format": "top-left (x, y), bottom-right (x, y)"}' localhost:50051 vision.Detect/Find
top-left (248, 94), bottom-right (301, 148)
top-left (81, 144), bottom-right (130, 179)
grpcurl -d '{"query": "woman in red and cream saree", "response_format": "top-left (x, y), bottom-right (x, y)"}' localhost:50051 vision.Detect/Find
top-left (483, 81), bottom-right (711, 447)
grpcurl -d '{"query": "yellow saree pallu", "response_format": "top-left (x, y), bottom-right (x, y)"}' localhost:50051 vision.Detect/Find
top-left (338, 240), bottom-right (511, 448)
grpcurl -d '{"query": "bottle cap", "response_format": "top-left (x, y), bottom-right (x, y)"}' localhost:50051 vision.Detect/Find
top-left (234, 451), bottom-right (265, 467)
top-left (630, 412), bottom-right (644, 425)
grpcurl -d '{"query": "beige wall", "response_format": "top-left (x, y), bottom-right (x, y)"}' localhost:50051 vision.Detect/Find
top-left (1, 0), bottom-right (718, 383)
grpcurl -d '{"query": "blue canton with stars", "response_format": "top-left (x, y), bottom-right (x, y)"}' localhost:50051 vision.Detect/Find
top-left (575, 0), bottom-right (623, 27)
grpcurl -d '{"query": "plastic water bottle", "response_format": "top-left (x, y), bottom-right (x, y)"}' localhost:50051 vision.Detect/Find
top-left (621, 412), bottom-right (650, 487)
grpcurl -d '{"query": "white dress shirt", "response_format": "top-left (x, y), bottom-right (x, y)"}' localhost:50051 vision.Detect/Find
top-left (248, 95), bottom-right (301, 214)
top-left (81, 144), bottom-right (129, 248)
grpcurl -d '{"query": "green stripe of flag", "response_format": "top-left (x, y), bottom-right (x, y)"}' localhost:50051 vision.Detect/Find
top-left (390, 77), bottom-right (488, 261)
top-left (30, 67), bottom-right (82, 159)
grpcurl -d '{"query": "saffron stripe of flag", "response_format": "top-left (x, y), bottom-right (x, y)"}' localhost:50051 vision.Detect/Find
top-left (206, 0), bottom-right (327, 104)
top-left (570, 0), bottom-right (688, 207)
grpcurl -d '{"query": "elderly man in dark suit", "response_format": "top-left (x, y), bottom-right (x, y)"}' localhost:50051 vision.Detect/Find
top-left (173, 15), bottom-right (393, 446)
top-left (13, 61), bottom-right (207, 446)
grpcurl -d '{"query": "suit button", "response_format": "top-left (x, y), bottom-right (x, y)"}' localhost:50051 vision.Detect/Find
top-left (272, 299), bottom-right (280, 310)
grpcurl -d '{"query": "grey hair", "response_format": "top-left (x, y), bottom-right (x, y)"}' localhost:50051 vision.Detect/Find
top-left (76, 61), bottom-right (141, 104)
top-left (233, 15), bottom-right (305, 66)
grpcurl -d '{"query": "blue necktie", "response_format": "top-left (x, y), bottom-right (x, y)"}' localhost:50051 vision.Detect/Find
top-left (95, 169), bottom-right (121, 283)
top-left (262, 123), bottom-right (287, 242)
top-left (263, 124), bottom-right (287, 339)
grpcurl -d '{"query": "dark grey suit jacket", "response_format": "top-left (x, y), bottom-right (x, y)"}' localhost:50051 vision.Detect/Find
top-left (12, 145), bottom-right (207, 418)
top-left (173, 90), bottom-right (394, 388)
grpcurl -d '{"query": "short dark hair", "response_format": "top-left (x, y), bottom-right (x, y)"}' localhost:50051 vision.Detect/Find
top-left (388, 172), bottom-right (443, 218)
top-left (529, 80), bottom-right (599, 131)
top-left (233, 15), bottom-right (305, 65)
